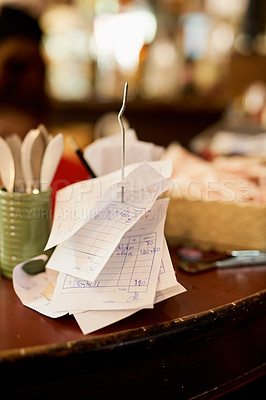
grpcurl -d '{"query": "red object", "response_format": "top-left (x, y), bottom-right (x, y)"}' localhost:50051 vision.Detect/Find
top-left (50, 152), bottom-right (91, 211)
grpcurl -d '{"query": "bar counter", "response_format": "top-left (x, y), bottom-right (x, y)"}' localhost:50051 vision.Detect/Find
top-left (0, 247), bottom-right (265, 399)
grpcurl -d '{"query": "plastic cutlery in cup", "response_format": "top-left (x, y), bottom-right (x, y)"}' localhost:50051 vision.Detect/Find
top-left (0, 137), bottom-right (15, 192)
top-left (40, 133), bottom-right (64, 191)
top-left (38, 124), bottom-right (52, 144)
top-left (21, 129), bottom-right (41, 193)
top-left (5, 134), bottom-right (24, 192)
top-left (31, 129), bottom-right (47, 190)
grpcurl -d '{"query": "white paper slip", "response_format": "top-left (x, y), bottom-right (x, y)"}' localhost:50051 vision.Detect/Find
top-left (67, 239), bottom-right (180, 314)
top-left (84, 130), bottom-right (165, 176)
top-left (49, 199), bottom-right (169, 311)
top-left (68, 239), bottom-right (181, 315)
top-left (74, 309), bottom-right (139, 335)
top-left (11, 236), bottom-right (186, 335)
top-left (12, 255), bottom-right (66, 319)
top-left (73, 247), bottom-right (186, 335)
top-left (74, 285), bottom-right (184, 335)
top-left (45, 159), bottom-right (172, 250)
top-left (46, 163), bottom-right (173, 282)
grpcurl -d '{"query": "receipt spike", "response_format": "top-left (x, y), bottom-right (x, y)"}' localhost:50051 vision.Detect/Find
top-left (118, 82), bottom-right (128, 202)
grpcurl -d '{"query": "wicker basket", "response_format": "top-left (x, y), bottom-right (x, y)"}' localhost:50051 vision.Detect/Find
top-left (165, 192), bottom-right (266, 252)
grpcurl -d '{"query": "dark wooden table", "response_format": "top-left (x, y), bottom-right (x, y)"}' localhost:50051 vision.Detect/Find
top-left (0, 247), bottom-right (265, 399)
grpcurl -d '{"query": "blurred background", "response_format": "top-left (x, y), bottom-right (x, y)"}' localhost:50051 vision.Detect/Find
top-left (1, 0), bottom-right (266, 148)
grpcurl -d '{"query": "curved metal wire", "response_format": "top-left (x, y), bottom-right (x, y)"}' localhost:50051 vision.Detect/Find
top-left (118, 82), bottom-right (128, 202)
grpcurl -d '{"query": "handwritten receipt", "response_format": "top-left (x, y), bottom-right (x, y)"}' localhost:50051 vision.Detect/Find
top-left (50, 199), bottom-right (169, 312)
top-left (12, 161), bottom-right (187, 334)
top-left (45, 160), bottom-right (172, 250)
top-left (45, 162), bottom-right (173, 282)
top-left (73, 242), bottom-right (186, 335)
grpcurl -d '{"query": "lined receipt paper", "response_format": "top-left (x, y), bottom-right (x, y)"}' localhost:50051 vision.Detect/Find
top-left (50, 199), bottom-right (169, 312)
top-left (74, 241), bottom-right (186, 335)
top-left (45, 159), bottom-right (172, 250)
top-left (13, 161), bottom-right (187, 335)
top-left (45, 162), bottom-right (173, 282)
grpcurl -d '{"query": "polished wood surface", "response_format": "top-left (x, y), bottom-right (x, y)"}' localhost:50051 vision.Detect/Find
top-left (0, 247), bottom-right (265, 399)
top-left (0, 248), bottom-right (265, 352)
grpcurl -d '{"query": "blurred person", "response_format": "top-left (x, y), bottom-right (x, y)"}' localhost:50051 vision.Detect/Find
top-left (0, 5), bottom-right (91, 196)
top-left (0, 5), bottom-right (48, 138)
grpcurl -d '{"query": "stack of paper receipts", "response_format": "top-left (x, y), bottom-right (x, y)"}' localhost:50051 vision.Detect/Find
top-left (13, 161), bottom-right (186, 334)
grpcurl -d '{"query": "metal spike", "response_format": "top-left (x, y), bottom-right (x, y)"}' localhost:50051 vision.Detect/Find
top-left (118, 82), bottom-right (128, 202)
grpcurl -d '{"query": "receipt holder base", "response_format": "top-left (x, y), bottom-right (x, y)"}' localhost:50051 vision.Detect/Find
top-left (0, 188), bottom-right (51, 279)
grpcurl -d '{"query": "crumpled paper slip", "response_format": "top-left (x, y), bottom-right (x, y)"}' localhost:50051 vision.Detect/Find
top-left (13, 255), bottom-right (66, 319)
top-left (11, 159), bottom-right (185, 335)
top-left (12, 245), bottom-right (186, 334)
top-left (44, 159), bottom-right (172, 251)
top-left (45, 162), bottom-right (174, 283)
top-left (47, 199), bottom-right (170, 311)
top-left (74, 285), bottom-right (185, 335)
top-left (84, 129), bottom-right (165, 176)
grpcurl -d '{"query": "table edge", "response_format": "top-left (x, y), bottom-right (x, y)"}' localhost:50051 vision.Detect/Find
top-left (1, 288), bottom-right (265, 364)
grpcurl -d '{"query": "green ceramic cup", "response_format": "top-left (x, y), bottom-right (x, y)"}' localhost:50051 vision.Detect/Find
top-left (0, 188), bottom-right (52, 279)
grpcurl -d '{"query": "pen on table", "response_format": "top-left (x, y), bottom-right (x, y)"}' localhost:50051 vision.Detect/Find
top-left (67, 136), bottom-right (96, 178)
